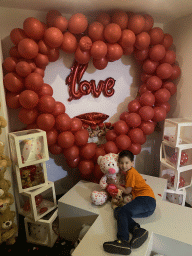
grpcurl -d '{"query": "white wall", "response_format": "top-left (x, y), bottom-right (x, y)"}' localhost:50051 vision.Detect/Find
top-left (164, 13), bottom-right (192, 205)
top-left (1, 6), bottom-right (165, 195)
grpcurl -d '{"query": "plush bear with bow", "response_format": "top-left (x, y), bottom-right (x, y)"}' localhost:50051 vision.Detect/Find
top-left (91, 153), bottom-right (130, 206)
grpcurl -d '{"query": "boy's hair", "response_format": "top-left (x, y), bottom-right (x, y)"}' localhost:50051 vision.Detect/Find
top-left (118, 150), bottom-right (134, 162)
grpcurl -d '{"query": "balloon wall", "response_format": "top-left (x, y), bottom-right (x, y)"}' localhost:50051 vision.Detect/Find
top-left (2, 10), bottom-right (181, 183)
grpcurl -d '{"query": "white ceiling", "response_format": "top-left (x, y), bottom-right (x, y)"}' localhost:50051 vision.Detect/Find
top-left (0, 0), bottom-right (192, 23)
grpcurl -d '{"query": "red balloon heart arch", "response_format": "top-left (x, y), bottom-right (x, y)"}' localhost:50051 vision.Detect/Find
top-left (3, 10), bottom-right (181, 183)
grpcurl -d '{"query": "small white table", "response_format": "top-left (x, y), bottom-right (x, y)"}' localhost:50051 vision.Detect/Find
top-left (58, 175), bottom-right (192, 256)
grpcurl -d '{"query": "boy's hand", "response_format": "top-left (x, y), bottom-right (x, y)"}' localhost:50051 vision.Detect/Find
top-left (107, 178), bottom-right (116, 184)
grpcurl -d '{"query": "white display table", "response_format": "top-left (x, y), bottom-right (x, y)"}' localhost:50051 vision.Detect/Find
top-left (58, 175), bottom-right (192, 256)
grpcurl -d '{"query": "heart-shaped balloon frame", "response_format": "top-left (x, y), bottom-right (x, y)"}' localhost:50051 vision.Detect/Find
top-left (3, 10), bottom-right (181, 182)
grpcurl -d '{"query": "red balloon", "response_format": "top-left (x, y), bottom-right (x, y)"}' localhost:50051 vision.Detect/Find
top-left (68, 13), bottom-right (88, 34)
top-left (74, 129), bottom-right (89, 146)
top-left (88, 22), bottom-right (104, 42)
top-left (114, 120), bottom-right (129, 135)
top-left (34, 67), bottom-right (45, 78)
top-left (162, 33), bottom-right (173, 49)
top-left (111, 11), bottom-right (128, 29)
top-left (56, 113), bottom-right (71, 131)
top-left (140, 91), bottom-right (155, 106)
top-left (37, 113), bottom-right (55, 131)
top-left (3, 57), bottom-right (17, 72)
top-left (128, 99), bottom-right (141, 113)
top-left (119, 29), bottom-right (136, 48)
top-left (79, 36), bottom-right (92, 51)
top-left (75, 47), bottom-right (91, 64)
top-left (162, 81), bottom-right (177, 96)
top-left (78, 160), bottom-right (94, 179)
top-left (143, 14), bottom-right (154, 32)
top-left (135, 32), bottom-right (151, 50)
top-left (46, 129), bottom-right (58, 146)
top-left (106, 43), bottom-right (123, 61)
top-left (139, 84), bottom-right (150, 95)
top-left (96, 13), bottom-right (111, 27)
top-left (26, 123), bottom-right (39, 130)
top-left (18, 38), bottom-right (39, 59)
top-left (149, 27), bottom-right (164, 45)
top-left (9, 46), bottom-right (21, 59)
top-left (141, 73), bottom-right (152, 83)
top-left (49, 143), bottom-right (62, 155)
top-left (142, 59), bottom-right (159, 74)
top-left (106, 130), bottom-right (117, 141)
top-left (70, 118), bottom-right (82, 133)
top-left (3, 72), bottom-right (24, 93)
top-left (38, 40), bottom-right (51, 55)
top-left (134, 49), bottom-right (149, 61)
top-left (23, 17), bottom-right (45, 40)
top-left (154, 88), bottom-right (171, 103)
top-left (120, 111), bottom-right (129, 121)
top-left (44, 27), bottom-right (63, 48)
top-left (67, 157), bottom-right (80, 168)
top-left (156, 63), bottom-right (173, 80)
top-left (123, 46), bottom-right (134, 55)
top-left (52, 102), bottom-right (66, 116)
top-left (19, 90), bottom-right (39, 109)
top-left (46, 10), bottom-right (62, 27)
top-left (128, 128), bottom-right (144, 144)
top-left (93, 57), bottom-right (108, 70)
top-left (16, 61), bottom-right (32, 77)
top-left (38, 95), bottom-right (56, 113)
top-left (149, 44), bottom-right (166, 62)
top-left (139, 106), bottom-right (154, 121)
top-left (128, 14), bottom-right (145, 34)
top-left (25, 60), bottom-right (36, 72)
top-left (58, 131), bottom-right (75, 149)
top-left (128, 143), bottom-right (141, 155)
top-left (139, 121), bottom-right (155, 135)
top-left (93, 164), bottom-right (103, 180)
top-left (38, 83), bottom-right (53, 96)
top-left (104, 141), bottom-right (118, 154)
top-left (161, 50), bottom-right (176, 64)
top-left (104, 23), bottom-right (122, 43)
top-left (125, 113), bottom-right (141, 128)
top-left (52, 16), bottom-right (68, 32)
top-left (156, 102), bottom-right (171, 113)
top-left (146, 76), bottom-right (162, 91)
top-left (63, 145), bottom-right (79, 160)
top-left (91, 41), bottom-right (107, 59)
top-left (35, 53), bottom-right (49, 69)
top-left (48, 48), bottom-right (60, 62)
top-left (115, 135), bottom-right (131, 150)
top-left (19, 108), bottom-right (39, 124)
top-left (152, 107), bottom-right (167, 122)
top-left (6, 92), bottom-right (21, 109)
top-left (170, 65), bottom-right (181, 80)
top-left (94, 148), bottom-right (106, 163)
top-left (25, 72), bottom-right (44, 92)
top-left (10, 28), bottom-right (27, 45)
top-left (80, 143), bottom-right (97, 160)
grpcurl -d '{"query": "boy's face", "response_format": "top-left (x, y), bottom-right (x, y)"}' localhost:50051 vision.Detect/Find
top-left (118, 156), bottom-right (134, 172)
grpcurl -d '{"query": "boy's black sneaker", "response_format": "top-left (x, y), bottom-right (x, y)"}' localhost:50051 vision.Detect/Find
top-left (103, 240), bottom-right (131, 255)
top-left (130, 227), bottom-right (148, 248)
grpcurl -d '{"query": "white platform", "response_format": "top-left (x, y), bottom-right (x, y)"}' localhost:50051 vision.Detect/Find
top-left (58, 175), bottom-right (192, 256)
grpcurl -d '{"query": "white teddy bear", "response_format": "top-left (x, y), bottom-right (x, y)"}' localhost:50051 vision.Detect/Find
top-left (91, 153), bottom-right (131, 206)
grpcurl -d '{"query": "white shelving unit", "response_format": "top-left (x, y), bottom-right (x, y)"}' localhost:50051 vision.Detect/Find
top-left (160, 118), bottom-right (192, 206)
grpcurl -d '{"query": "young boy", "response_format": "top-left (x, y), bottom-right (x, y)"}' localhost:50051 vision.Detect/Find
top-left (103, 150), bottom-right (156, 255)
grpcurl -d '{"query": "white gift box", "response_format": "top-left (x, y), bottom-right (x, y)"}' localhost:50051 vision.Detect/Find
top-left (163, 118), bottom-right (192, 147)
top-left (24, 208), bottom-right (59, 247)
top-left (162, 188), bottom-right (186, 206)
top-left (15, 181), bottom-right (57, 221)
top-left (13, 162), bottom-right (49, 193)
top-left (8, 129), bottom-right (49, 168)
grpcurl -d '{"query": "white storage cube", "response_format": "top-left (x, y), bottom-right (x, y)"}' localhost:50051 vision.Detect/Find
top-left (13, 162), bottom-right (48, 193)
top-left (160, 141), bottom-right (192, 170)
top-left (163, 188), bottom-right (186, 206)
top-left (8, 129), bottom-right (49, 168)
top-left (24, 208), bottom-right (59, 247)
top-left (163, 118), bottom-right (192, 147)
top-left (15, 181), bottom-right (57, 221)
